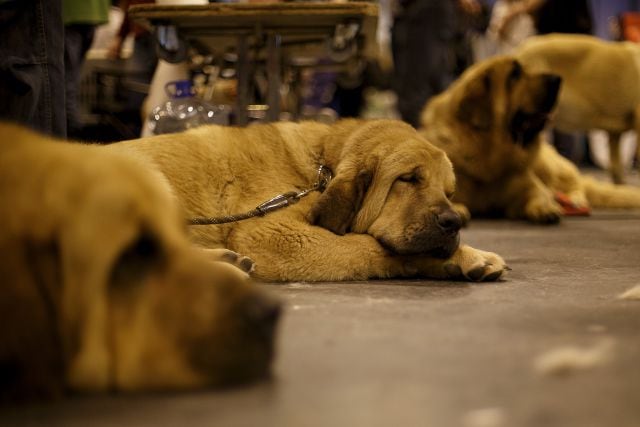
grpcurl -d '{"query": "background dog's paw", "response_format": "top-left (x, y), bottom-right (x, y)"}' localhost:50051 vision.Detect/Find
top-left (525, 198), bottom-right (562, 224)
top-left (201, 248), bottom-right (255, 273)
top-left (444, 245), bottom-right (508, 282)
top-left (555, 191), bottom-right (591, 216)
top-left (565, 191), bottom-right (589, 209)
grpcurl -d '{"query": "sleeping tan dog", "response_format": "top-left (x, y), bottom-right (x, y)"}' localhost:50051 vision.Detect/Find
top-left (0, 123), bottom-right (279, 402)
top-left (420, 56), bottom-right (640, 224)
top-left (108, 119), bottom-right (507, 282)
top-left (515, 34), bottom-right (640, 184)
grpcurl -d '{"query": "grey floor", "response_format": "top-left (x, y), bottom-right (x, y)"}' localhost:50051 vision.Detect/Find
top-left (3, 180), bottom-right (640, 427)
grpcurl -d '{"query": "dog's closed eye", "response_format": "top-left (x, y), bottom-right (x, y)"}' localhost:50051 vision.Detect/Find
top-left (397, 168), bottom-right (421, 184)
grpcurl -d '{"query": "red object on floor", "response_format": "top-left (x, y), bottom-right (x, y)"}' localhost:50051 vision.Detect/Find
top-left (621, 12), bottom-right (640, 43)
top-left (555, 192), bottom-right (591, 216)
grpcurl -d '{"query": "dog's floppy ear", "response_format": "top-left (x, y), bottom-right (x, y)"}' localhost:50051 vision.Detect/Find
top-left (308, 169), bottom-right (372, 235)
top-left (456, 73), bottom-right (493, 130)
top-left (109, 230), bottom-right (164, 290)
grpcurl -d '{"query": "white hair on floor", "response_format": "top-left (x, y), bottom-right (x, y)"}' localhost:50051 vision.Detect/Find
top-left (534, 338), bottom-right (616, 376)
top-left (461, 407), bottom-right (507, 427)
top-left (618, 285), bottom-right (640, 300)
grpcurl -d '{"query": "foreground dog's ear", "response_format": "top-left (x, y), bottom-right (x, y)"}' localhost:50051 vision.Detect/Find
top-left (308, 169), bottom-right (372, 235)
top-left (456, 73), bottom-right (492, 130)
top-left (109, 231), bottom-right (164, 290)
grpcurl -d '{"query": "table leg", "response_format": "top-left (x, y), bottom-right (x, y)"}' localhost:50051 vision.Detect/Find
top-left (235, 35), bottom-right (250, 126)
top-left (266, 33), bottom-right (281, 122)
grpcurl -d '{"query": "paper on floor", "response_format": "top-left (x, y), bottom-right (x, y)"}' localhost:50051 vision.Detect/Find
top-left (618, 285), bottom-right (640, 300)
top-left (534, 338), bottom-right (615, 376)
top-left (461, 407), bottom-right (506, 427)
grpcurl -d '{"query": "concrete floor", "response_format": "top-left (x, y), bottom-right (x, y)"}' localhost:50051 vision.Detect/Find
top-left (3, 189), bottom-right (640, 426)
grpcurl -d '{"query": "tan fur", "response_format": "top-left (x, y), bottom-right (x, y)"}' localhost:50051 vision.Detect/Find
top-left (0, 124), bottom-right (279, 402)
top-left (108, 119), bottom-right (508, 283)
top-left (420, 56), bottom-right (640, 224)
top-left (515, 34), bottom-right (640, 184)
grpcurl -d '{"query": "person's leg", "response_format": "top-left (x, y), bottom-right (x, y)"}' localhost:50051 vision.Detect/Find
top-left (128, 32), bottom-right (158, 83)
top-left (392, 0), bottom-right (457, 127)
top-left (65, 24), bottom-right (96, 138)
top-left (0, 0), bottom-right (65, 138)
top-left (124, 32), bottom-right (159, 132)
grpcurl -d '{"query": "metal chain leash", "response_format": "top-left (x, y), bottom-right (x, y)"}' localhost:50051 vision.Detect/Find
top-left (188, 165), bottom-right (333, 226)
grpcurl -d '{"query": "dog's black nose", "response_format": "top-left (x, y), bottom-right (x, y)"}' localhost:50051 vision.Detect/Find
top-left (436, 210), bottom-right (462, 233)
top-left (242, 293), bottom-right (281, 335)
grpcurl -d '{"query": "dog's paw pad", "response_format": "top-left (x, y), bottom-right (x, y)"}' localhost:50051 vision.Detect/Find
top-left (444, 263), bottom-right (462, 278)
top-left (467, 265), bottom-right (487, 281)
top-left (202, 248), bottom-right (255, 273)
top-left (525, 198), bottom-right (562, 224)
top-left (449, 245), bottom-right (508, 282)
top-left (221, 251), bottom-right (254, 273)
top-left (482, 269), bottom-right (504, 282)
top-left (220, 251), bottom-right (239, 264)
top-left (238, 256), bottom-right (255, 273)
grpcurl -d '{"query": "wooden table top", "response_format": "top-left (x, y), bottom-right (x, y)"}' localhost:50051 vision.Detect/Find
top-left (129, 2), bottom-right (378, 33)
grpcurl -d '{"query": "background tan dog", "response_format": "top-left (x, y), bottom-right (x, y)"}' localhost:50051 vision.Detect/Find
top-left (109, 119), bottom-right (507, 282)
top-left (515, 34), bottom-right (640, 184)
top-left (0, 124), bottom-right (279, 402)
top-left (420, 56), bottom-right (640, 224)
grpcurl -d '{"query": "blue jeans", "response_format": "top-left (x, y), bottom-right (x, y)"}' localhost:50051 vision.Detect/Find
top-left (0, 0), bottom-right (66, 138)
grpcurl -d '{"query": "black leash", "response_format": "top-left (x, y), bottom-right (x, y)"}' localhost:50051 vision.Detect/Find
top-left (188, 165), bottom-right (333, 225)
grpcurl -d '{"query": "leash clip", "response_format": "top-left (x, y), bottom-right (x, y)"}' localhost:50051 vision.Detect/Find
top-left (256, 191), bottom-right (300, 215)
top-left (189, 165), bottom-right (333, 225)
top-left (315, 165), bottom-right (333, 192)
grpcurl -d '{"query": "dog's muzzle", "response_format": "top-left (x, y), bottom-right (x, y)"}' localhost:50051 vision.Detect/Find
top-left (430, 209), bottom-right (462, 258)
top-left (381, 208), bottom-right (462, 258)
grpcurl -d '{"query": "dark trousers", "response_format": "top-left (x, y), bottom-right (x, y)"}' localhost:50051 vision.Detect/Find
top-left (0, 0), bottom-right (65, 138)
top-left (64, 24), bottom-right (96, 138)
top-left (391, 0), bottom-right (457, 127)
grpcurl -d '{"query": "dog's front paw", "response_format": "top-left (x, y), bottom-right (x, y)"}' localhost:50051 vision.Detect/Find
top-left (442, 244), bottom-right (508, 282)
top-left (524, 196), bottom-right (562, 224)
top-left (201, 248), bottom-right (255, 273)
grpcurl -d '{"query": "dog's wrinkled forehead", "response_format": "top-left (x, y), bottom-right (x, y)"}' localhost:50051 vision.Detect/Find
top-left (423, 147), bottom-right (456, 192)
top-left (488, 58), bottom-right (524, 91)
top-left (466, 57), bottom-right (525, 88)
top-left (383, 137), bottom-right (455, 186)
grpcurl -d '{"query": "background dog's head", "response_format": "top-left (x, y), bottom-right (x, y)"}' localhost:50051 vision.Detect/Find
top-left (309, 120), bottom-right (461, 258)
top-left (422, 56), bottom-right (561, 150)
top-left (0, 126), bottom-right (279, 401)
top-left (451, 56), bottom-right (561, 146)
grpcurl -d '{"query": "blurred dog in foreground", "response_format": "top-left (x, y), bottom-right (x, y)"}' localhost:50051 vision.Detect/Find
top-left (0, 123), bottom-right (280, 402)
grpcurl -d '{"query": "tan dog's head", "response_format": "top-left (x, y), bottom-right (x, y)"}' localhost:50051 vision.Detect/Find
top-left (309, 120), bottom-right (462, 258)
top-left (0, 125), bottom-right (279, 400)
top-left (104, 244), bottom-right (280, 391)
top-left (441, 56), bottom-right (561, 146)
